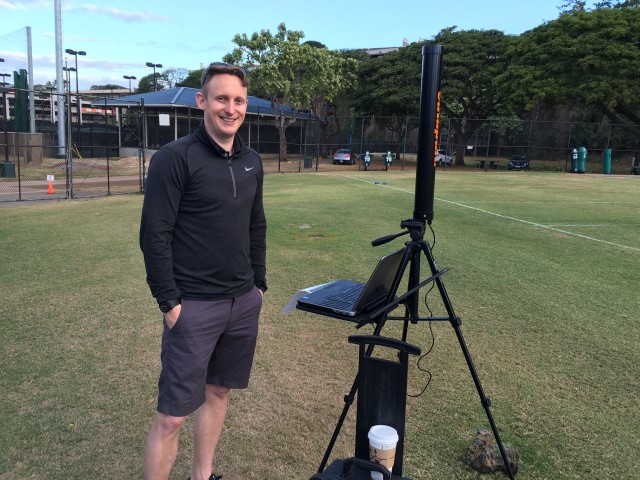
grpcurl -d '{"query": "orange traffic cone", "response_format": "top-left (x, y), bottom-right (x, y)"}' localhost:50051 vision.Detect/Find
top-left (47, 181), bottom-right (55, 194)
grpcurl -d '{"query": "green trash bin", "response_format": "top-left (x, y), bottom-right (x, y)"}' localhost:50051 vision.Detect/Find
top-left (570, 149), bottom-right (578, 173)
top-left (303, 157), bottom-right (312, 168)
top-left (0, 162), bottom-right (16, 178)
top-left (603, 149), bottom-right (612, 175)
top-left (577, 147), bottom-right (587, 173)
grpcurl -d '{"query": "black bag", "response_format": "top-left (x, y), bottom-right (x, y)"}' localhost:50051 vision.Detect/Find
top-left (310, 457), bottom-right (394, 480)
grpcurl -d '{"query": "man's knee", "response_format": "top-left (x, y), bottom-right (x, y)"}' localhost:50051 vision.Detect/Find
top-left (206, 384), bottom-right (230, 401)
top-left (155, 412), bottom-right (188, 434)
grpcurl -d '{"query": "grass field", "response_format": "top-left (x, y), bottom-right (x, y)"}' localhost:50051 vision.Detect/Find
top-left (1, 170), bottom-right (638, 479)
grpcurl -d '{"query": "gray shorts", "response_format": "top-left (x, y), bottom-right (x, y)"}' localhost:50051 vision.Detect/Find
top-left (156, 286), bottom-right (262, 417)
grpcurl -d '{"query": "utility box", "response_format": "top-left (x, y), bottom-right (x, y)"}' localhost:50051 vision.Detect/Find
top-left (603, 149), bottom-right (612, 175)
top-left (0, 162), bottom-right (16, 178)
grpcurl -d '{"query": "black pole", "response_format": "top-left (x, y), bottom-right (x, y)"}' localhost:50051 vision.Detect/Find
top-left (105, 99), bottom-right (110, 195)
top-left (140, 98), bottom-right (146, 192)
top-left (414, 45), bottom-right (444, 225)
top-left (2, 91), bottom-right (8, 163)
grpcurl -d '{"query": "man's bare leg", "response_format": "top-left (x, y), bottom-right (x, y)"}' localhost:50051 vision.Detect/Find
top-left (190, 384), bottom-right (230, 480)
top-left (144, 412), bottom-right (187, 480)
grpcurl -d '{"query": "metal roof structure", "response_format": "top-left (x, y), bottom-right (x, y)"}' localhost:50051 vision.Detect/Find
top-left (93, 87), bottom-right (316, 119)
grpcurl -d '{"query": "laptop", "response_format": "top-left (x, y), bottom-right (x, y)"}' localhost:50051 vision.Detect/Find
top-left (297, 249), bottom-right (404, 317)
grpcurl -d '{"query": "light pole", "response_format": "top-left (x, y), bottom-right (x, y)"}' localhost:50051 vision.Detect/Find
top-left (1, 60), bottom-right (9, 166)
top-left (65, 48), bottom-right (86, 95)
top-left (123, 75), bottom-right (137, 93)
top-left (145, 62), bottom-right (162, 91)
top-left (65, 48), bottom-right (86, 149)
top-left (1, 86), bottom-right (12, 164)
top-left (62, 66), bottom-right (76, 93)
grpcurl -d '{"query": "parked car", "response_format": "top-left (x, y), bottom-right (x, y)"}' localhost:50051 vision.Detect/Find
top-left (436, 150), bottom-right (453, 166)
top-left (508, 154), bottom-right (530, 170)
top-left (333, 149), bottom-right (355, 165)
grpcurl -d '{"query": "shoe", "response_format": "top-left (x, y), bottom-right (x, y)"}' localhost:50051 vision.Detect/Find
top-left (187, 475), bottom-right (222, 480)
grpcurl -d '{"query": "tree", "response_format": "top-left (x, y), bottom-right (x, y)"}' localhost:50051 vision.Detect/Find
top-left (351, 43), bottom-right (422, 118)
top-left (433, 28), bottom-right (514, 165)
top-left (34, 80), bottom-right (56, 91)
top-left (90, 84), bottom-right (125, 90)
top-left (499, 8), bottom-right (640, 140)
top-left (137, 72), bottom-right (165, 93)
top-left (560, 0), bottom-right (640, 11)
top-left (180, 68), bottom-right (204, 88)
top-left (559, 0), bottom-right (588, 13)
top-left (349, 44), bottom-right (423, 149)
top-left (224, 23), bottom-right (357, 161)
top-left (349, 29), bottom-right (513, 166)
top-left (164, 67), bottom-right (189, 88)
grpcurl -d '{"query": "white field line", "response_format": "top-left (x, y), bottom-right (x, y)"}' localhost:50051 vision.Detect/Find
top-left (345, 176), bottom-right (640, 252)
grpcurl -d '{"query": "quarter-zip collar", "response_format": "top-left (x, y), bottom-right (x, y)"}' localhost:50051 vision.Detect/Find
top-left (194, 120), bottom-right (246, 159)
top-left (194, 121), bottom-right (248, 199)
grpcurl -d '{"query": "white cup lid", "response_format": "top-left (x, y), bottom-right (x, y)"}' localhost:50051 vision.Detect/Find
top-left (368, 424), bottom-right (399, 446)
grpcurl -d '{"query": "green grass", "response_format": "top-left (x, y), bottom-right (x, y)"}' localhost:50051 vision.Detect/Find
top-left (1, 170), bottom-right (638, 479)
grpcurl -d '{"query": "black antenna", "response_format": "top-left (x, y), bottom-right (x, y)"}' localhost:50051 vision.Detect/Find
top-left (414, 45), bottom-right (444, 225)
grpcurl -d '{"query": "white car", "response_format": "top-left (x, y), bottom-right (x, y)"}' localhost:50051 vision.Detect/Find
top-left (436, 150), bottom-right (453, 166)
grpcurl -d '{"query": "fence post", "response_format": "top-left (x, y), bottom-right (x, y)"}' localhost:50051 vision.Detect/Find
top-left (65, 90), bottom-right (73, 198)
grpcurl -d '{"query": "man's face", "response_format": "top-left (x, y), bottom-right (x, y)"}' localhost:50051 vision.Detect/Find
top-left (196, 73), bottom-right (247, 145)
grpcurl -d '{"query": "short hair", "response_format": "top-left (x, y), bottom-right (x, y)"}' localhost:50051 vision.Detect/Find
top-left (200, 62), bottom-right (249, 93)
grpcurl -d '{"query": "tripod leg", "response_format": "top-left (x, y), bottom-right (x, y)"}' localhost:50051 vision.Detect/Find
top-left (421, 242), bottom-right (516, 480)
top-left (318, 246), bottom-right (415, 473)
top-left (317, 375), bottom-right (357, 473)
top-left (317, 314), bottom-right (389, 473)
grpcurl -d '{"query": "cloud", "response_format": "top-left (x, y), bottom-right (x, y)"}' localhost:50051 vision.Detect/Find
top-left (0, 0), bottom-right (48, 9)
top-left (79, 4), bottom-right (167, 23)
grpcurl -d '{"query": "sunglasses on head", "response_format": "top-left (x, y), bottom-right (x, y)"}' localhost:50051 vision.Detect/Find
top-left (201, 62), bottom-right (248, 87)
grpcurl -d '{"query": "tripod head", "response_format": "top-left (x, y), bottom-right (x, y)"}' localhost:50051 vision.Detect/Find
top-left (371, 219), bottom-right (425, 247)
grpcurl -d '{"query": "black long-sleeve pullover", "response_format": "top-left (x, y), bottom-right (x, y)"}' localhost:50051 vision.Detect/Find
top-left (139, 124), bottom-right (267, 303)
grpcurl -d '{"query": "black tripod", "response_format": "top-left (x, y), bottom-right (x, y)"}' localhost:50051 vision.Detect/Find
top-left (310, 218), bottom-right (515, 480)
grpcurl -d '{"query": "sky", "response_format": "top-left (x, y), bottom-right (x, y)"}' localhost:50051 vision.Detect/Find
top-left (0, 0), bottom-right (597, 91)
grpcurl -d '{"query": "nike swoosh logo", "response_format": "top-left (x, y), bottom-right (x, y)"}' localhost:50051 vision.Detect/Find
top-left (244, 166), bottom-right (255, 171)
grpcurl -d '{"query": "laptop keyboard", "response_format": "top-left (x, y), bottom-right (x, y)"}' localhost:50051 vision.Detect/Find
top-left (316, 284), bottom-right (365, 309)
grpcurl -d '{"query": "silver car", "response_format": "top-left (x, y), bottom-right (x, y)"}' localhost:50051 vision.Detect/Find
top-left (333, 149), bottom-right (355, 165)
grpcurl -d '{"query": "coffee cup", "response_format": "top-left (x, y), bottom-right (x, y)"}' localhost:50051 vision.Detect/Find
top-left (368, 425), bottom-right (399, 480)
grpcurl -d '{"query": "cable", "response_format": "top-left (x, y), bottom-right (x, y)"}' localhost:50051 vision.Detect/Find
top-left (428, 222), bottom-right (436, 250)
top-left (408, 272), bottom-right (436, 398)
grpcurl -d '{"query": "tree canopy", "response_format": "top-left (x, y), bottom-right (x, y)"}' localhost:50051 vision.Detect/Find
top-left (351, 43), bottom-right (422, 118)
top-left (500, 7), bottom-right (640, 135)
top-left (224, 23), bottom-right (358, 160)
top-left (434, 28), bottom-right (514, 164)
top-left (350, 28), bottom-right (513, 165)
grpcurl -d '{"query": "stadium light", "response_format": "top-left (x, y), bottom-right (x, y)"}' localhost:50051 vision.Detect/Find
top-left (145, 62), bottom-right (162, 91)
top-left (123, 75), bottom-right (137, 93)
top-left (62, 66), bottom-right (76, 93)
top-left (65, 49), bottom-right (86, 94)
top-left (65, 49), bottom-right (86, 146)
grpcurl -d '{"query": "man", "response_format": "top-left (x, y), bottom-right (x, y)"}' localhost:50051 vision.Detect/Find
top-left (139, 63), bottom-right (267, 480)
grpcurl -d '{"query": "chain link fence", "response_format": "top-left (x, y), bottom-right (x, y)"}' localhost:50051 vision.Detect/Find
top-left (319, 115), bottom-right (640, 173)
top-left (0, 88), bottom-right (144, 203)
top-left (2, 90), bottom-right (639, 203)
